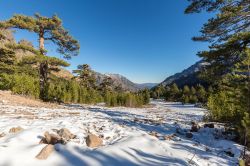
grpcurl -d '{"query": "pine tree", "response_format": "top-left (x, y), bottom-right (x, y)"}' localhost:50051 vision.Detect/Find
top-left (183, 85), bottom-right (190, 95)
top-left (0, 47), bottom-right (15, 74)
top-left (100, 76), bottom-right (113, 92)
top-left (181, 85), bottom-right (190, 104)
top-left (185, 0), bottom-right (250, 145)
top-left (141, 89), bottom-right (150, 104)
top-left (73, 64), bottom-right (96, 89)
top-left (196, 84), bottom-right (206, 103)
top-left (170, 83), bottom-right (180, 101)
top-left (185, 0), bottom-right (250, 83)
top-left (0, 14), bottom-right (80, 100)
top-left (242, 112), bottom-right (250, 155)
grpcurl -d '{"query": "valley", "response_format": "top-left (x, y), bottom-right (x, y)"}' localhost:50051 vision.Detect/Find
top-left (0, 92), bottom-right (242, 166)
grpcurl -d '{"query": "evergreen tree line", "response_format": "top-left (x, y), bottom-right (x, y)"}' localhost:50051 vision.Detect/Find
top-left (151, 83), bottom-right (210, 104)
top-left (0, 14), bottom-right (150, 107)
top-left (0, 62), bottom-right (150, 107)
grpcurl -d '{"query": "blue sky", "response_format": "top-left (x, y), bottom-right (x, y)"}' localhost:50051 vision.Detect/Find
top-left (0, 0), bottom-right (211, 83)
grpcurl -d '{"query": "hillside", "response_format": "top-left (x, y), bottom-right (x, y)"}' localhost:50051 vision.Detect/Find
top-left (160, 60), bottom-right (209, 88)
top-left (95, 73), bottom-right (156, 91)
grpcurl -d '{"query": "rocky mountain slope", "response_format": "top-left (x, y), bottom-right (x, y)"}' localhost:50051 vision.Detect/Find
top-left (95, 73), bottom-right (156, 91)
top-left (160, 60), bottom-right (209, 88)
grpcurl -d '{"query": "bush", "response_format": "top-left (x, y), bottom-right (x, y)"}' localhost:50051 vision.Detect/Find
top-left (207, 91), bottom-right (240, 123)
top-left (0, 73), bottom-right (40, 98)
top-left (0, 74), bottom-right (15, 90)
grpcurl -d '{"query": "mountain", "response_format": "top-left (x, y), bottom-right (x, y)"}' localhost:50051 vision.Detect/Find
top-left (160, 60), bottom-right (209, 88)
top-left (95, 73), bottom-right (156, 91)
top-left (136, 83), bottom-right (158, 89)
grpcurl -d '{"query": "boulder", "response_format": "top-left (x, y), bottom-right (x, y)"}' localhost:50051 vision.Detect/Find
top-left (86, 134), bottom-right (103, 148)
top-left (186, 132), bottom-right (193, 138)
top-left (9, 126), bottom-right (23, 133)
top-left (40, 131), bottom-right (64, 145)
top-left (36, 144), bottom-right (55, 160)
top-left (204, 123), bottom-right (214, 128)
top-left (57, 128), bottom-right (76, 141)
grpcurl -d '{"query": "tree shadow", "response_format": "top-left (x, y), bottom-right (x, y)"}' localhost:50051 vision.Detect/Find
top-left (87, 107), bottom-right (174, 135)
top-left (55, 144), bottom-right (188, 166)
top-left (170, 143), bottom-right (239, 166)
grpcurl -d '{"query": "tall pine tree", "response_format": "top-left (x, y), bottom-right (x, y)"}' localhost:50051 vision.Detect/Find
top-left (0, 14), bottom-right (80, 100)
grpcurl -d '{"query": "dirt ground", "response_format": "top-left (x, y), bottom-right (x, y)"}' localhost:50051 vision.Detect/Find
top-left (0, 90), bottom-right (62, 108)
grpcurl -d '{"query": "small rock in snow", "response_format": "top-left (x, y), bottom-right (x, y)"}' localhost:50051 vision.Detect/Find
top-left (204, 123), bottom-right (214, 128)
top-left (149, 131), bottom-right (159, 138)
top-left (86, 134), bottom-right (103, 148)
top-left (36, 144), bottom-right (55, 160)
top-left (224, 149), bottom-right (234, 157)
top-left (40, 131), bottom-right (65, 145)
top-left (57, 128), bottom-right (76, 141)
top-left (164, 134), bottom-right (176, 141)
top-left (9, 126), bottom-right (23, 133)
top-left (186, 132), bottom-right (193, 138)
top-left (191, 123), bottom-right (200, 132)
top-left (0, 132), bottom-right (6, 138)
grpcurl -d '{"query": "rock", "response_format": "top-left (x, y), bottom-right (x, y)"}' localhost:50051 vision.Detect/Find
top-left (134, 118), bottom-right (140, 122)
top-left (105, 136), bottom-right (111, 140)
top-left (164, 134), bottom-right (176, 141)
top-left (191, 123), bottom-right (199, 132)
top-left (224, 150), bottom-right (234, 157)
top-left (86, 134), bottom-right (103, 148)
top-left (40, 131), bottom-right (64, 145)
top-left (149, 131), bottom-right (158, 137)
top-left (0, 132), bottom-right (6, 138)
top-left (57, 128), bottom-right (76, 141)
top-left (205, 147), bottom-right (211, 152)
top-left (9, 126), bottom-right (23, 133)
top-left (186, 132), bottom-right (193, 138)
top-left (36, 144), bottom-right (55, 160)
top-left (204, 123), bottom-right (214, 128)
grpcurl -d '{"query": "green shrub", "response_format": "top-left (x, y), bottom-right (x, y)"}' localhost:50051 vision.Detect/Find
top-left (0, 73), bottom-right (40, 98)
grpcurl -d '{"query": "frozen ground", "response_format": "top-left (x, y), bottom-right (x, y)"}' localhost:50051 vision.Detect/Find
top-left (0, 100), bottom-right (243, 166)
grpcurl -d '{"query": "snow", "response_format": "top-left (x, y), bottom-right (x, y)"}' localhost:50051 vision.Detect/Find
top-left (0, 100), bottom-right (243, 166)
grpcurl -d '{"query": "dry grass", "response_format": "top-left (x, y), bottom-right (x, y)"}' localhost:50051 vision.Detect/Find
top-left (0, 90), bottom-right (62, 109)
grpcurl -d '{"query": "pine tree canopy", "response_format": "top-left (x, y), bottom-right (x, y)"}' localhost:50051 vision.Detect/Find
top-left (185, 0), bottom-right (250, 44)
top-left (0, 13), bottom-right (80, 59)
top-left (73, 64), bottom-right (96, 89)
top-left (186, 0), bottom-right (250, 82)
top-left (21, 55), bottom-right (70, 68)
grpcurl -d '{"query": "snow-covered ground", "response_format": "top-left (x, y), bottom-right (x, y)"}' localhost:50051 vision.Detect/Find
top-left (0, 100), bottom-right (243, 166)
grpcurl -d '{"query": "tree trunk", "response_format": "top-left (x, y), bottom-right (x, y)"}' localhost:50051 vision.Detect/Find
top-left (39, 61), bottom-right (48, 101)
top-left (38, 29), bottom-right (49, 101)
top-left (39, 29), bottom-right (45, 54)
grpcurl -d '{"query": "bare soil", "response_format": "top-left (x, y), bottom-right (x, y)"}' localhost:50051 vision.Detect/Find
top-left (0, 90), bottom-right (62, 109)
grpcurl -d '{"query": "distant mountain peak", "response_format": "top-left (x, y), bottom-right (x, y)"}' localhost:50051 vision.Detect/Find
top-left (95, 72), bottom-right (157, 91)
top-left (160, 60), bottom-right (208, 88)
